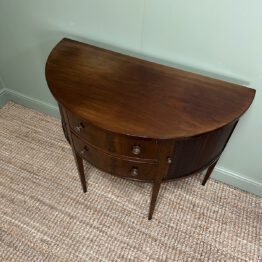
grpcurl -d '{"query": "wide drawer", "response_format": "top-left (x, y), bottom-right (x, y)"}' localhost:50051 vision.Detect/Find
top-left (67, 111), bottom-right (158, 160)
top-left (71, 134), bottom-right (157, 181)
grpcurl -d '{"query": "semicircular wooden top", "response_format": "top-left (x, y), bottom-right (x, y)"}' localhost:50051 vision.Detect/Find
top-left (45, 38), bottom-right (255, 139)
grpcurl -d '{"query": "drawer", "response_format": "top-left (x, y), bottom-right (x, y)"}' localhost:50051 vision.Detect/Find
top-left (72, 134), bottom-right (157, 181)
top-left (67, 111), bottom-right (158, 160)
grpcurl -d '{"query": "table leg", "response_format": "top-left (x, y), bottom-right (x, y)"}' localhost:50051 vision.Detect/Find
top-left (202, 160), bottom-right (218, 186)
top-left (75, 153), bottom-right (87, 193)
top-left (148, 181), bottom-right (161, 220)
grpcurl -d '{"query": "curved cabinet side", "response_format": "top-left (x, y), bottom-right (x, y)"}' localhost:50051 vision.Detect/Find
top-left (167, 121), bottom-right (237, 179)
top-left (58, 104), bottom-right (70, 144)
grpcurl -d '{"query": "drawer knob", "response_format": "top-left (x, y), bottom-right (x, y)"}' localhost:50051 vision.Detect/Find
top-left (167, 157), bottom-right (172, 164)
top-left (75, 123), bottom-right (84, 133)
top-left (80, 147), bottom-right (89, 156)
top-left (132, 145), bottom-right (141, 155)
top-left (130, 167), bottom-right (139, 177)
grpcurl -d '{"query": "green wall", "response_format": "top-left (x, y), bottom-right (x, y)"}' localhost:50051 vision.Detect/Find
top-left (0, 77), bottom-right (4, 93)
top-left (0, 0), bottom-right (261, 195)
top-left (0, 76), bottom-right (7, 106)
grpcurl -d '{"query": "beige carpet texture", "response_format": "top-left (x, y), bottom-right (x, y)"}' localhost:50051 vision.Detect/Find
top-left (0, 102), bottom-right (261, 261)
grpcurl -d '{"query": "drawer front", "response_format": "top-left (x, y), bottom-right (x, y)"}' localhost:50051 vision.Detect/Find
top-left (67, 111), bottom-right (158, 160)
top-left (72, 134), bottom-right (157, 181)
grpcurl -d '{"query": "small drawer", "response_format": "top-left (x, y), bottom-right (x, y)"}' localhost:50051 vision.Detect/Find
top-left (67, 111), bottom-right (158, 160)
top-left (71, 134), bottom-right (157, 181)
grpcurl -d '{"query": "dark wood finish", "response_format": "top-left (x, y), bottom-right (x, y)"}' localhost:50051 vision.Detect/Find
top-left (45, 38), bottom-right (255, 219)
top-left (149, 182), bottom-right (161, 220)
top-left (202, 160), bottom-right (218, 186)
top-left (148, 140), bottom-right (175, 220)
top-left (71, 134), bottom-right (157, 181)
top-left (67, 110), bottom-right (158, 161)
top-left (200, 120), bottom-right (239, 186)
top-left (46, 38), bottom-right (255, 140)
top-left (59, 105), bottom-right (87, 192)
top-left (58, 104), bottom-right (70, 144)
top-left (167, 121), bottom-right (236, 179)
top-left (74, 153), bottom-right (87, 193)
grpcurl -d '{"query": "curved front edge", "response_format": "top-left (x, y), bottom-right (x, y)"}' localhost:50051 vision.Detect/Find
top-left (58, 104), bottom-right (71, 144)
top-left (166, 121), bottom-right (237, 180)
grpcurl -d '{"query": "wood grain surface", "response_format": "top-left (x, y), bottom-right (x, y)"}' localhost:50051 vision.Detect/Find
top-left (45, 38), bottom-right (256, 219)
top-left (46, 38), bottom-right (255, 139)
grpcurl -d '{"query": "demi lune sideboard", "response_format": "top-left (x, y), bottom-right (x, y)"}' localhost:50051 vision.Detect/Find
top-left (45, 38), bottom-right (255, 220)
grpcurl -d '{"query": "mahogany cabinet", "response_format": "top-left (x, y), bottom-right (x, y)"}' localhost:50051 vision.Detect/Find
top-left (46, 38), bottom-right (255, 220)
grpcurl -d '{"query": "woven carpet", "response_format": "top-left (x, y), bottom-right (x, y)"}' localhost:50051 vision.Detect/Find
top-left (0, 102), bottom-right (261, 261)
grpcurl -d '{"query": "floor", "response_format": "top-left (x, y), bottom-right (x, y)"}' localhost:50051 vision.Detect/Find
top-left (0, 102), bottom-right (261, 261)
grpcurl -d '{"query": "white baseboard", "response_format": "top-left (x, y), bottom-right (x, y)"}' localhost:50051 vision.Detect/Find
top-left (0, 87), bottom-right (261, 197)
top-left (212, 166), bottom-right (261, 197)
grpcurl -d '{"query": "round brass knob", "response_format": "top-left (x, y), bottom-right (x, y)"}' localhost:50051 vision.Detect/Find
top-left (75, 123), bottom-right (84, 133)
top-left (167, 157), bottom-right (172, 164)
top-left (130, 167), bottom-right (139, 177)
top-left (132, 145), bottom-right (141, 155)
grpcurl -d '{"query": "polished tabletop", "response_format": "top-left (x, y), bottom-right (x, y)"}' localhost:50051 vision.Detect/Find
top-left (46, 38), bottom-right (255, 139)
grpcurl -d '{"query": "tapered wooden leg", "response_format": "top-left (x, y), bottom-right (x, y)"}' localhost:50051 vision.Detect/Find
top-left (75, 154), bottom-right (87, 193)
top-left (202, 160), bottom-right (218, 186)
top-left (148, 182), bottom-right (161, 220)
top-left (59, 105), bottom-right (87, 193)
